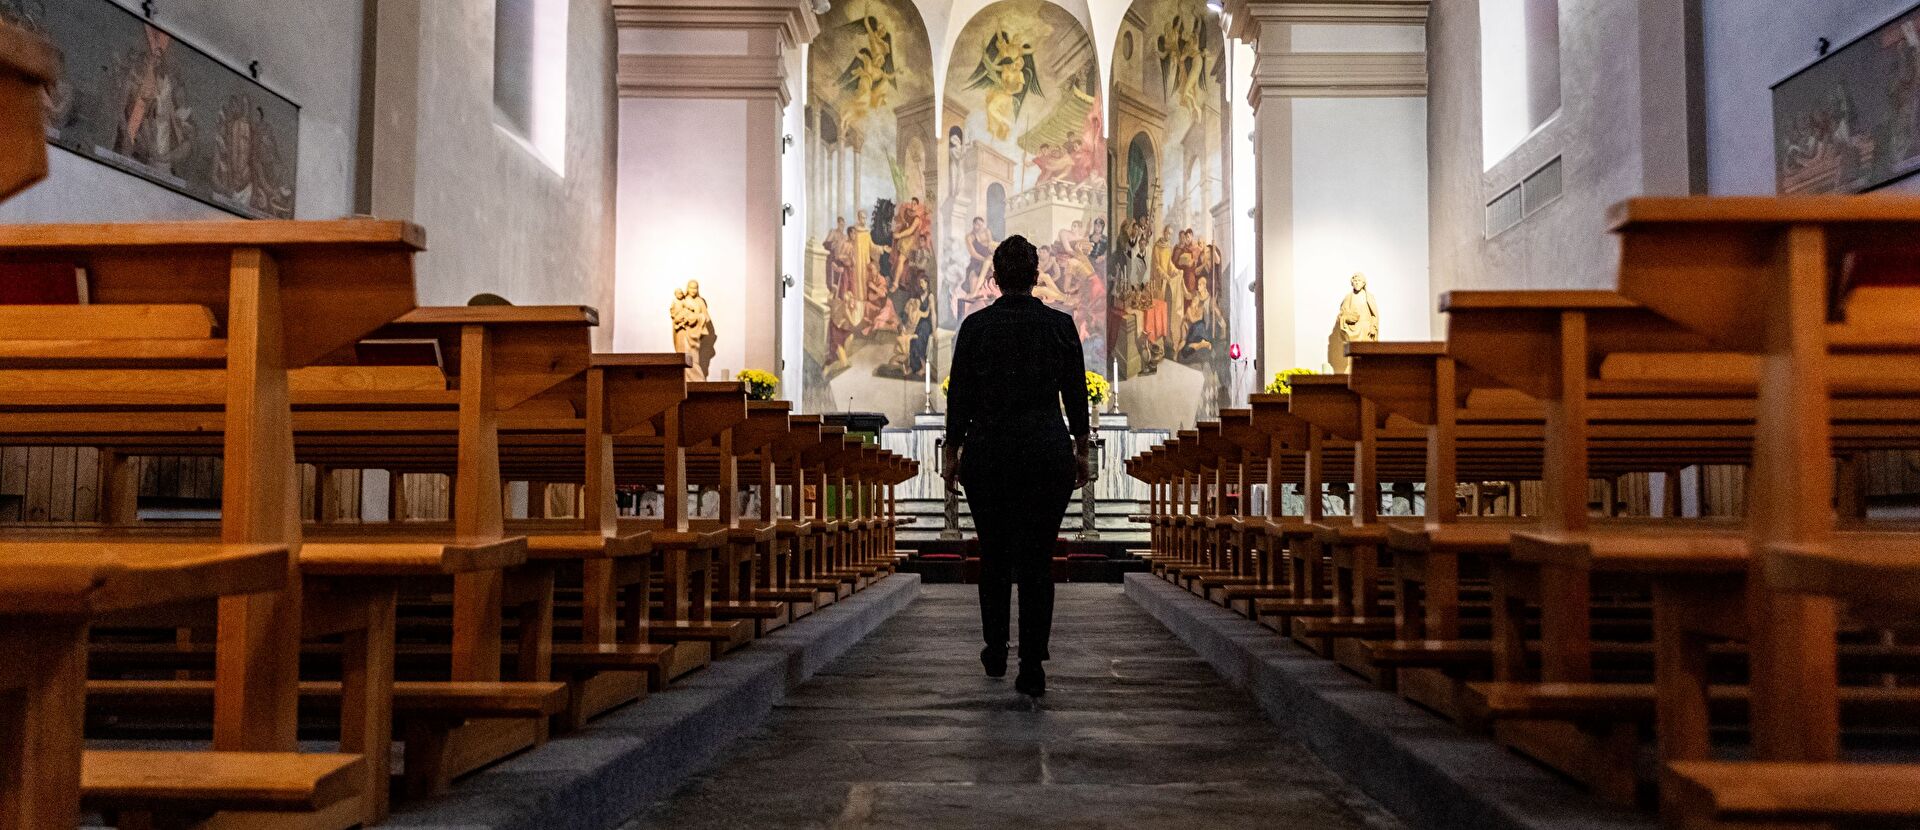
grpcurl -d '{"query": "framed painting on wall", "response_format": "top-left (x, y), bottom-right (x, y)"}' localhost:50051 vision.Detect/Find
top-left (1, 0), bottom-right (300, 217)
top-left (1772, 2), bottom-right (1920, 194)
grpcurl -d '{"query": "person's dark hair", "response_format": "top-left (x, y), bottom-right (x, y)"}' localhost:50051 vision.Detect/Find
top-left (991, 235), bottom-right (1039, 294)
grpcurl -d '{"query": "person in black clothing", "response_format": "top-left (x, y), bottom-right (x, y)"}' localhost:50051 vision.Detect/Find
top-left (942, 234), bottom-right (1092, 697)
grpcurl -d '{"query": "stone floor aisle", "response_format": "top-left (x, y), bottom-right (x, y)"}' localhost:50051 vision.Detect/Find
top-left (621, 584), bottom-right (1404, 830)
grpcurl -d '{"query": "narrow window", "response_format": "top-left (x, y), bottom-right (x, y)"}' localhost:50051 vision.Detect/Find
top-left (1480, 0), bottom-right (1560, 168)
top-left (494, 0), bottom-right (569, 173)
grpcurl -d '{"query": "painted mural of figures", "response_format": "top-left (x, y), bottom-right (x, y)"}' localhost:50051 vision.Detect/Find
top-left (112, 25), bottom-right (196, 173)
top-left (891, 196), bottom-right (932, 275)
top-left (952, 217), bottom-right (1001, 320)
top-left (213, 94), bottom-right (295, 217)
top-left (946, 127), bottom-right (969, 199)
top-left (1178, 275), bottom-right (1224, 360)
top-left (965, 216), bottom-right (995, 286)
top-left (1031, 143), bottom-right (1074, 184)
top-left (967, 30), bottom-right (1040, 141)
top-left (1152, 223), bottom-right (1182, 322)
top-left (1071, 93), bottom-right (1106, 183)
top-left (1105, 0), bottom-right (1229, 428)
top-left (851, 209), bottom-right (899, 335)
top-left (804, 0), bottom-right (934, 421)
top-left (945, 0), bottom-right (1106, 373)
top-left (1157, 15), bottom-right (1211, 115)
top-left (1174, 228), bottom-right (1204, 293)
top-left (881, 264), bottom-right (935, 378)
top-left (824, 216), bottom-right (861, 371)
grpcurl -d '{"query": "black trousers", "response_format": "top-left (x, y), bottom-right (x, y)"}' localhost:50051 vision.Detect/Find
top-left (962, 435), bottom-right (1075, 661)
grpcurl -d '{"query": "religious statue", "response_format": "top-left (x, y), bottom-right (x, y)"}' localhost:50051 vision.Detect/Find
top-left (670, 279), bottom-right (714, 380)
top-left (1330, 272), bottom-right (1379, 372)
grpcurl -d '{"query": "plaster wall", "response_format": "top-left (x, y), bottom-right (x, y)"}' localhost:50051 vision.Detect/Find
top-left (371, 0), bottom-right (619, 343)
top-left (1428, 0), bottom-right (1690, 325)
top-left (613, 97), bottom-right (753, 373)
top-left (1702, 0), bottom-right (1920, 196)
top-left (0, 0), bottom-right (364, 223)
top-left (1290, 96), bottom-right (1430, 372)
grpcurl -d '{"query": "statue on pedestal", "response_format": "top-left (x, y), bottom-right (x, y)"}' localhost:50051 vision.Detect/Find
top-left (1329, 272), bottom-right (1379, 372)
top-left (670, 279), bottom-right (714, 380)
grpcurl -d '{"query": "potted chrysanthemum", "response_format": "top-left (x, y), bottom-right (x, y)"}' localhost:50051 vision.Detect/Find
top-left (738, 368), bottom-right (779, 401)
top-left (1265, 367), bottom-right (1316, 395)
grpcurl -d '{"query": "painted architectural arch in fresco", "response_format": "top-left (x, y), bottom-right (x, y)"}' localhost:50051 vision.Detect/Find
top-left (802, 0), bottom-right (938, 422)
top-left (1107, 0), bottom-right (1229, 430)
top-left (940, 0), bottom-right (1108, 376)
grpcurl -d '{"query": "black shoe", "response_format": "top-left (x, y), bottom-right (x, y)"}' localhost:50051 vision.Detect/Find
top-left (981, 645), bottom-right (1008, 678)
top-left (1014, 661), bottom-right (1046, 697)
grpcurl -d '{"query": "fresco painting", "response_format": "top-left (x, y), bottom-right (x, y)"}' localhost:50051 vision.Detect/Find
top-left (1, 0), bottom-right (299, 218)
top-left (1107, 0), bottom-right (1230, 429)
top-left (940, 0), bottom-right (1108, 377)
top-left (802, 0), bottom-right (939, 422)
top-left (1773, 4), bottom-right (1920, 194)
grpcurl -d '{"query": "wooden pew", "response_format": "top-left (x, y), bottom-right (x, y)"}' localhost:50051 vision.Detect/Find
top-left (1440, 286), bottom-right (1920, 802)
top-left (41, 305), bottom-right (591, 801)
top-left (1610, 197), bottom-right (1920, 827)
top-left (0, 20), bottom-right (54, 201)
top-left (619, 380), bottom-right (754, 657)
top-left (0, 542), bottom-right (298, 829)
top-left (760, 415), bottom-right (831, 612)
top-left (500, 354), bottom-right (685, 716)
top-left (0, 219), bottom-right (423, 825)
top-left (1121, 196), bottom-right (1920, 825)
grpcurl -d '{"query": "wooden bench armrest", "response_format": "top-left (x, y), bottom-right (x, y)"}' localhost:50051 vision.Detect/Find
top-left (81, 750), bottom-right (364, 813)
top-left (523, 531), bottom-right (653, 560)
top-left (88, 679), bottom-right (568, 718)
top-left (297, 536), bottom-right (527, 576)
top-left (1765, 535), bottom-right (1920, 614)
top-left (1510, 529), bottom-right (1749, 573)
top-left (0, 541), bottom-right (287, 616)
top-left (1664, 761), bottom-right (1920, 823)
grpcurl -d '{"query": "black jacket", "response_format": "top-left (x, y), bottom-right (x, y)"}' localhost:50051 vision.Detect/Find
top-left (945, 294), bottom-right (1090, 452)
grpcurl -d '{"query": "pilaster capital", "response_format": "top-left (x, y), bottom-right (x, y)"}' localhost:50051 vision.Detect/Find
top-left (1249, 51), bottom-right (1426, 101)
top-left (613, 0), bottom-right (816, 103)
top-left (613, 0), bottom-right (820, 51)
top-left (1223, 0), bottom-right (1428, 43)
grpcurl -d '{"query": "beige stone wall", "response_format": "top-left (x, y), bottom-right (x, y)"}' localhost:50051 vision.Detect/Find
top-left (1427, 0), bottom-right (1695, 339)
top-left (370, 0), bottom-right (619, 347)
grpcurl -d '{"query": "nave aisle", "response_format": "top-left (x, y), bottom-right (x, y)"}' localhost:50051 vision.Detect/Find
top-left (623, 584), bottom-right (1401, 829)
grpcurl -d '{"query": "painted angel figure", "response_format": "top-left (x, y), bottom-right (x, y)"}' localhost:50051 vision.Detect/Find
top-left (1157, 15), bottom-right (1210, 115)
top-left (967, 30), bottom-right (1041, 141)
top-left (836, 15), bottom-right (898, 133)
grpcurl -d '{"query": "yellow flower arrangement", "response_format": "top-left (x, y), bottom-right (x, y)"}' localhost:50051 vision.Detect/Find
top-left (940, 376), bottom-right (951, 396)
top-left (1085, 371), bottom-right (1111, 406)
top-left (1265, 367), bottom-right (1316, 395)
top-left (738, 368), bottom-right (779, 401)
